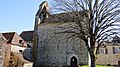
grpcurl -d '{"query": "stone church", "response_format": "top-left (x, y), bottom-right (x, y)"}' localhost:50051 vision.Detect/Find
top-left (33, 1), bottom-right (88, 67)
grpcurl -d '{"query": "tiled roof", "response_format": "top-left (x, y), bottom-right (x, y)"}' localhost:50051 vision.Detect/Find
top-left (112, 35), bottom-right (120, 43)
top-left (20, 31), bottom-right (34, 42)
top-left (43, 11), bottom-right (87, 23)
top-left (2, 32), bottom-right (15, 43)
top-left (0, 33), bottom-right (7, 41)
top-left (44, 13), bottom-right (73, 23)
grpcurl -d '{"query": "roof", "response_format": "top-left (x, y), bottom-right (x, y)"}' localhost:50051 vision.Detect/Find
top-left (0, 33), bottom-right (7, 40)
top-left (20, 31), bottom-right (34, 42)
top-left (35, 1), bottom-right (90, 25)
top-left (113, 35), bottom-right (120, 39)
top-left (112, 35), bottom-right (120, 43)
top-left (0, 33), bottom-right (7, 44)
top-left (2, 32), bottom-right (15, 43)
top-left (44, 13), bottom-right (74, 23)
top-left (35, 1), bottom-right (89, 27)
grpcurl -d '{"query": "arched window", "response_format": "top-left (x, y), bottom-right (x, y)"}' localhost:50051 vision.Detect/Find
top-left (40, 13), bottom-right (47, 23)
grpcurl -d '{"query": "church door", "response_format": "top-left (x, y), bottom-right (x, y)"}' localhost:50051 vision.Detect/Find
top-left (70, 56), bottom-right (78, 67)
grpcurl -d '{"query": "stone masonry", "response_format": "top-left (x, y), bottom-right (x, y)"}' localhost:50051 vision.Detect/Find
top-left (33, 1), bottom-right (88, 67)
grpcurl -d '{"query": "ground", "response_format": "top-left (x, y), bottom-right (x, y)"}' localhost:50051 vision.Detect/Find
top-left (81, 65), bottom-right (115, 67)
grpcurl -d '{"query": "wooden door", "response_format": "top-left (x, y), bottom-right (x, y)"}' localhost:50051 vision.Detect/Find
top-left (71, 56), bottom-right (78, 67)
top-left (118, 61), bottom-right (120, 66)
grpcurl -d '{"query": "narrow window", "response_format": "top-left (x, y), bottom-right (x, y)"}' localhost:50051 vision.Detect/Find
top-left (19, 40), bottom-right (22, 44)
top-left (40, 13), bottom-right (47, 22)
top-left (19, 50), bottom-right (23, 54)
top-left (57, 45), bottom-right (59, 50)
top-left (113, 47), bottom-right (115, 54)
top-left (98, 48), bottom-right (104, 54)
top-left (105, 49), bottom-right (108, 54)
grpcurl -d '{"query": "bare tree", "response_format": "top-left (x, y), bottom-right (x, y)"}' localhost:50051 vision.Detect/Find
top-left (50, 0), bottom-right (120, 67)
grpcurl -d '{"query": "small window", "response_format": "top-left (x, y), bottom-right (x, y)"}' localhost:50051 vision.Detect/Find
top-left (40, 13), bottom-right (47, 22)
top-left (27, 44), bottom-right (31, 48)
top-left (19, 50), bottom-right (23, 53)
top-left (19, 40), bottom-right (22, 44)
top-left (113, 47), bottom-right (119, 54)
top-left (105, 49), bottom-right (108, 54)
top-left (57, 45), bottom-right (59, 50)
top-left (9, 61), bottom-right (13, 63)
top-left (98, 48), bottom-right (105, 54)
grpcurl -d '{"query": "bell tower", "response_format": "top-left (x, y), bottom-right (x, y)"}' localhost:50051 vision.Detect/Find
top-left (35, 1), bottom-right (49, 27)
top-left (32, 1), bottom-right (49, 66)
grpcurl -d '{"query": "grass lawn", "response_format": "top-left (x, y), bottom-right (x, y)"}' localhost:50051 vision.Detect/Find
top-left (81, 65), bottom-right (115, 67)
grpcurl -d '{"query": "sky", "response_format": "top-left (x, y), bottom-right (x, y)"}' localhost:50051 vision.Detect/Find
top-left (0, 0), bottom-right (46, 34)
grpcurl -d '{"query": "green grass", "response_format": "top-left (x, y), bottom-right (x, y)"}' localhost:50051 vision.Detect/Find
top-left (81, 65), bottom-right (115, 67)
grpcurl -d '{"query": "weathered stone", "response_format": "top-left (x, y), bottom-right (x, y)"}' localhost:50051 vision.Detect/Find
top-left (33, 1), bottom-right (88, 67)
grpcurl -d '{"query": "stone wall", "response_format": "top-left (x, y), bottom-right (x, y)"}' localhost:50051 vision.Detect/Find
top-left (11, 45), bottom-right (26, 53)
top-left (23, 63), bottom-right (33, 67)
top-left (96, 45), bottom-right (120, 65)
top-left (0, 33), bottom-right (7, 67)
top-left (3, 44), bottom-right (11, 67)
top-left (11, 32), bottom-right (26, 46)
top-left (36, 22), bottom-right (88, 67)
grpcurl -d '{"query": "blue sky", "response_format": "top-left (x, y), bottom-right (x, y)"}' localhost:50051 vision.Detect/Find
top-left (0, 0), bottom-right (46, 34)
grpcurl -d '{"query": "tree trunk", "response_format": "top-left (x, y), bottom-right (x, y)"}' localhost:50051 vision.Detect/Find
top-left (90, 52), bottom-right (96, 67)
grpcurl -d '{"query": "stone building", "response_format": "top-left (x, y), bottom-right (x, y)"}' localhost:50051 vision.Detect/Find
top-left (2, 32), bottom-right (33, 67)
top-left (0, 33), bottom-right (7, 67)
top-left (33, 1), bottom-right (88, 67)
top-left (2, 32), bottom-right (26, 47)
top-left (96, 36), bottom-right (120, 66)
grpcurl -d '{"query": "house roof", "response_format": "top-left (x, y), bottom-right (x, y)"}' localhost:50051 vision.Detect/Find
top-left (0, 33), bottom-right (7, 43)
top-left (2, 32), bottom-right (15, 43)
top-left (112, 35), bottom-right (120, 43)
top-left (44, 12), bottom-right (74, 23)
top-left (20, 31), bottom-right (34, 42)
top-left (0, 33), bottom-right (7, 40)
top-left (36, 1), bottom-right (88, 26)
top-left (37, 1), bottom-right (93, 25)
top-left (113, 35), bottom-right (120, 40)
